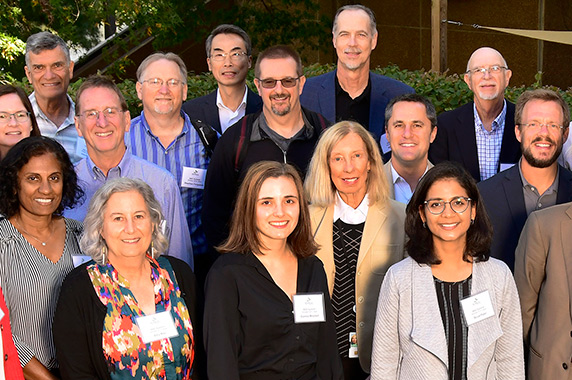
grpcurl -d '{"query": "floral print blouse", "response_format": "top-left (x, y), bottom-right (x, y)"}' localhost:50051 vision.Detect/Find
top-left (87, 255), bottom-right (194, 379)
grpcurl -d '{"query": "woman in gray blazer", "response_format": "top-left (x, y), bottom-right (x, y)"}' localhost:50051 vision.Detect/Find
top-left (371, 162), bottom-right (524, 380)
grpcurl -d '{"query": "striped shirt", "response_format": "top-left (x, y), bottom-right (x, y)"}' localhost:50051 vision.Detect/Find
top-left (0, 217), bottom-right (83, 369)
top-left (474, 101), bottom-right (507, 181)
top-left (127, 111), bottom-right (210, 256)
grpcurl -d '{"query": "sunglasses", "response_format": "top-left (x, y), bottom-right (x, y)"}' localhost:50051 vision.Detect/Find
top-left (256, 76), bottom-right (301, 89)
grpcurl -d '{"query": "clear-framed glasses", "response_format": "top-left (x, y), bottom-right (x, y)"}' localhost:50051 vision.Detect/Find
top-left (77, 107), bottom-right (123, 121)
top-left (140, 78), bottom-right (186, 88)
top-left (424, 197), bottom-right (472, 215)
top-left (210, 51), bottom-right (248, 62)
top-left (520, 123), bottom-right (564, 132)
top-left (0, 111), bottom-right (31, 124)
top-left (466, 65), bottom-right (508, 76)
top-left (256, 76), bottom-right (301, 89)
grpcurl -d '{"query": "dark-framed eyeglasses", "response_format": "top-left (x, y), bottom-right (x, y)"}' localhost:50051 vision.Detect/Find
top-left (424, 197), bottom-right (472, 215)
top-left (256, 76), bottom-right (301, 89)
top-left (0, 111), bottom-right (31, 124)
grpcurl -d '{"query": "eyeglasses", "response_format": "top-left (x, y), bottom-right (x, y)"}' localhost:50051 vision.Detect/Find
top-left (520, 123), bottom-right (564, 132)
top-left (424, 197), bottom-right (472, 215)
top-left (0, 111), bottom-right (31, 124)
top-left (256, 77), bottom-right (301, 89)
top-left (210, 51), bottom-right (248, 62)
top-left (77, 107), bottom-right (123, 121)
top-left (466, 65), bottom-right (508, 76)
top-left (140, 78), bottom-right (186, 88)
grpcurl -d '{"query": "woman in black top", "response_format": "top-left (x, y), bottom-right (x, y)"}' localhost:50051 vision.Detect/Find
top-left (203, 161), bottom-right (343, 380)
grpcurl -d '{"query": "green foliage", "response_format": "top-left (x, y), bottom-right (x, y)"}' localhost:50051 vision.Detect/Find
top-left (10, 64), bottom-right (572, 117)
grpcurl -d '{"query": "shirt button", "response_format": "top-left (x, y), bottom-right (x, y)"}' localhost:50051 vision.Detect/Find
top-left (296, 336), bottom-right (300, 340)
top-left (538, 203), bottom-right (542, 208)
top-left (357, 271), bottom-right (361, 276)
top-left (359, 322), bottom-right (365, 328)
top-left (358, 296), bottom-right (364, 303)
top-left (563, 363), bottom-right (568, 370)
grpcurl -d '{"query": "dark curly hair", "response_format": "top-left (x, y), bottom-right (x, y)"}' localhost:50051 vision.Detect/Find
top-left (0, 136), bottom-right (84, 218)
top-left (405, 161), bottom-right (492, 265)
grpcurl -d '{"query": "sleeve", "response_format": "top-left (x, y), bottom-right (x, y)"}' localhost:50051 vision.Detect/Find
top-left (203, 263), bottom-right (241, 380)
top-left (514, 212), bottom-right (546, 344)
top-left (370, 268), bottom-right (400, 380)
top-left (428, 113), bottom-right (449, 164)
top-left (12, 334), bottom-right (34, 368)
top-left (316, 266), bottom-right (343, 380)
top-left (495, 264), bottom-right (526, 379)
top-left (162, 174), bottom-right (194, 270)
top-left (52, 270), bottom-right (103, 380)
top-left (201, 129), bottom-right (240, 252)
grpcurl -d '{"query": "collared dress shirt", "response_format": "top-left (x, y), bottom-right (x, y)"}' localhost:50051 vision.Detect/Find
top-left (518, 159), bottom-right (559, 216)
top-left (29, 92), bottom-right (87, 164)
top-left (216, 85), bottom-right (248, 133)
top-left (65, 150), bottom-right (194, 267)
top-left (474, 101), bottom-right (507, 181)
top-left (127, 111), bottom-right (209, 257)
top-left (390, 163), bottom-right (431, 204)
top-left (333, 192), bottom-right (369, 224)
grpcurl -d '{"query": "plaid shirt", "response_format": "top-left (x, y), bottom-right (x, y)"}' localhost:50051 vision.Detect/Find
top-left (474, 101), bottom-right (507, 181)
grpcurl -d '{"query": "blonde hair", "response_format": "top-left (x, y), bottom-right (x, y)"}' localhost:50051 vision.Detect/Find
top-left (304, 120), bottom-right (389, 207)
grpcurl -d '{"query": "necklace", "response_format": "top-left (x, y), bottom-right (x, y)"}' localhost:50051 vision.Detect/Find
top-left (13, 217), bottom-right (53, 247)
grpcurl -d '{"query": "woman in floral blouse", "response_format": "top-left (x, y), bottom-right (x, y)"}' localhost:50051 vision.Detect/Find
top-left (53, 178), bottom-right (200, 380)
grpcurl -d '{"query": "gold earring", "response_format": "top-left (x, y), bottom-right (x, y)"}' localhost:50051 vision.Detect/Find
top-left (102, 245), bottom-right (107, 264)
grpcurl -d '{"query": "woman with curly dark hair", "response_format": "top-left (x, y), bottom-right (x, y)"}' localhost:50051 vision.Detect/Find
top-left (370, 162), bottom-right (524, 380)
top-left (0, 136), bottom-right (85, 379)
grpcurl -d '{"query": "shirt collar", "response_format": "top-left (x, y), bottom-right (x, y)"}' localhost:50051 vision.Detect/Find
top-left (389, 161), bottom-right (431, 185)
top-left (473, 99), bottom-right (507, 133)
top-left (333, 191), bottom-right (369, 224)
top-left (518, 157), bottom-right (560, 190)
top-left (216, 85), bottom-right (248, 111)
top-left (86, 149), bottom-right (132, 180)
top-left (29, 92), bottom-right (76, 125)
top-left (139, 109), bottom-right (190, 137)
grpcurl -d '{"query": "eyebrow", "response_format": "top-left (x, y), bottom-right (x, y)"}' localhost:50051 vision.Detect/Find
top-left (213, 47), bottom-right (244, 52)
top-left (258, 195), bottom-right (299, 200)
top-left (392, 119), bottom-right (426, 124)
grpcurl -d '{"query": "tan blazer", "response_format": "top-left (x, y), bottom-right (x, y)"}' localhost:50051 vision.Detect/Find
top-left (310, 199), bottom-right (406, 372)
top-left (515, 202), bottom-right (572, 380)
top-left (383, 159), bottom-right (434, 200)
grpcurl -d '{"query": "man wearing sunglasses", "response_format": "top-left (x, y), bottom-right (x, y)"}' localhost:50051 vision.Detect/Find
top-left (430, 47), bottom-right (521, 182)
top-left (202, 45), bottom-right (329, 254)
top-left (182, 24), bottom-right (262, 135)
top-left (478, 89), bottom-right (572, 271)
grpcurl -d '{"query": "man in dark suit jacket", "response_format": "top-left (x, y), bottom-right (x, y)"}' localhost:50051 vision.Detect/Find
top-left (430, 47), bottom-right (520, 181)
top-left (182, 24), bottom-right (262, 134)
top-left (299, 4), bottom-right (413, 161)
top-left (479, 89), bottom-right (572, 271)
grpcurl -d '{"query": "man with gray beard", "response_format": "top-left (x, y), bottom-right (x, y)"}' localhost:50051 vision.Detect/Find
top-left (430, 47), bottom-right (521, 181)
top-left (478, 89), bottom-right (572, 271)
top-left (300, 4), bottom-right (413, 161)
top-left (201, 45), bottom-right (329, 253)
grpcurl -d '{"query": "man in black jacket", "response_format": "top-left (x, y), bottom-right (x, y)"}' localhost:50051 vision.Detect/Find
top-left (202, 45), bottom-right (328, 254)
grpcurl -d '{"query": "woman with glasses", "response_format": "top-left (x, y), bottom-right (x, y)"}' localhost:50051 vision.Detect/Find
top-left (0, 85), bottom-right (41, 160)
top-left (370, 162), bottom-right (524, 380)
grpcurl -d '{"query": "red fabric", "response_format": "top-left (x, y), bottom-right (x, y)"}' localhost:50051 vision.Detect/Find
top-left (0, 287), bottom-right (24, 379)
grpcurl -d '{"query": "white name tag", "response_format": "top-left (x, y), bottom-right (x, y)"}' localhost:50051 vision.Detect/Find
top-left (460, 291), bottom-right (495, 326)
top-left (72, 255), bottom-right (92, 268)
top-left (292, 293), bottom-right (326, 323)
top-left (379, 134), bottom-right (392, 154)
top-left (499, 163), bottom-right (515, 172)
top-left (348, 332), bottom-right (358, 358)
top-left (181, 167), bottom-right (206, 189)
top-left (136, 310), bottom-right (179, 343)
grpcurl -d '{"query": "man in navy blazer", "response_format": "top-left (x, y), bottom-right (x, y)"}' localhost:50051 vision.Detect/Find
top-left (182, 24), bottom-right (262, 134)
top-left (479, 89), bottom-right (572, 271)
top-left (300, 4), bottom-right (413, 160)
top-left (430, 47), bottom-right (520, 182)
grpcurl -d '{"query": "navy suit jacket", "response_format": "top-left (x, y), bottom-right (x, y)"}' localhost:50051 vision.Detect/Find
top-left (300, 69), bottom-right (414, 160)
top-left (478, 164), bottom-right (572, 271)
top-left (182, 87), bottom-right (262, 134)
top-left (429, 100), bottom-right (521, 181)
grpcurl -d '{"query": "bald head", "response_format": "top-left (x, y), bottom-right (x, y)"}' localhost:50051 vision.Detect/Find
top-left (464, 47), bottom-right (512, 102)
top-left (466, 47), bottom-right (507, 72)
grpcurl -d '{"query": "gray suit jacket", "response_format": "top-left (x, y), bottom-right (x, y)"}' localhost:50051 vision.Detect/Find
top-left (383, 159), bottom-right (434, 200)
top-left (371, 257), bottom-right (524, 380)
top-left (515, 202), bottom-right (572, 380)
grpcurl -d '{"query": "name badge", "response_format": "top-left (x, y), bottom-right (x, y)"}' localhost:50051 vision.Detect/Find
top-left (181, 167), bottom-right (207, 189)
top-left (72, 255), bottom-right (92, 268)
top-left (292, 293), bottom-right (326, 323)
top-left (348, 332), bottom-right (358, 358)
top-left (500, 163), bottom-right (515, 172)
top-left (136, 310), bottom-right (179, 343)
top-left (379, 134), bottom-right (392, 154)
top-left (460, 291), bottom-right (495, 326)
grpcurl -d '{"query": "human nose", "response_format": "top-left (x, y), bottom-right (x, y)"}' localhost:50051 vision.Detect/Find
top-left (38, 178), bottom-right (52, 194)
top-left (403, 124), bottom-right (413, 138)
top-left (95, 111), bottom-right (108, 126)
top-left (348, 34), bottom-right (357, 46)
top-left (441, 202), bottom-right (455, 216)
top-left (124, 218), bottom-right (135, 233)
top-left (343, 158), bottom-right (354, 172)
top-left (273, 202), bottom-right (285, 216)
top-left (43, 66), bottom-right (56, 79)
top-left (7, 114), bottom-right (18, 126)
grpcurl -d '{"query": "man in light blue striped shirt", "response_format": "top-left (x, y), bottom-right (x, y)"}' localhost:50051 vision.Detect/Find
top-left (127, 52), bottom-right (211, 279)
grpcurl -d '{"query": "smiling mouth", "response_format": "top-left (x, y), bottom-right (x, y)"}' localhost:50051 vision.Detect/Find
top-left (122, 238), bottom-right (140, 243)
top-left (342, 177), bottom-right (359, 184)
top-left (95, 131), bottom-right (113, 137)
top-left (5, 131), bottom-right (22, 135)
top-left (400, 143), bottom-right (416, 147)
top-left (439, 222), bottom-right (459, 229)
top-left (35, 198), bottom-right (53, 205)
top-left (269, 221), bottom-right (288, 227)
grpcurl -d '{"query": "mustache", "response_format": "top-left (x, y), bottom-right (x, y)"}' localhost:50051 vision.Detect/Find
top-left (344, 48), bottom-right (362, 54)
top-left (270, 93), bottom-right (290, 100)
top-left (532, 136), bottom-right (556, 145)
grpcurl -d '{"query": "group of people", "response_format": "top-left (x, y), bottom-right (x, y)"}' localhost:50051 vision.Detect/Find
top-left (0, 3), bottom-right (569, 380)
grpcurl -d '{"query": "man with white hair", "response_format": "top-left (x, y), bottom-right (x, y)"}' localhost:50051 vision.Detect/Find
top-left (429, 47), bottom-right (520, 181)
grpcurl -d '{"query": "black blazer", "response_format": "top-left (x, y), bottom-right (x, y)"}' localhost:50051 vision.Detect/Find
top-left (478, 164), bottom-right (572, 271)
top-left (429, 100), bottom-right (521, 181)
top-left (182, 87), bottom-right (263, 134)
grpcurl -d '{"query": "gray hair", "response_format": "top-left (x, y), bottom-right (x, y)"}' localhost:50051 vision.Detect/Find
top-left (332, 4), bottom-right (377, 36)
top-left (25, 32), bottom-right (70, 67)
top-left (136, 52), bottom-right (187, 82)
top-left (205, 24), bottom-right (252, 57)
top-left (385, 93), bottom-right (437, 130)
top-left (80, 178), bottom-right (169, 264)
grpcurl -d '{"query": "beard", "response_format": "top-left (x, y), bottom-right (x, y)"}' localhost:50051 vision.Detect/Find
top-left (270, 93), bottom-right (291, 116)
top-left (522, 136), bottom-right (563, 168)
